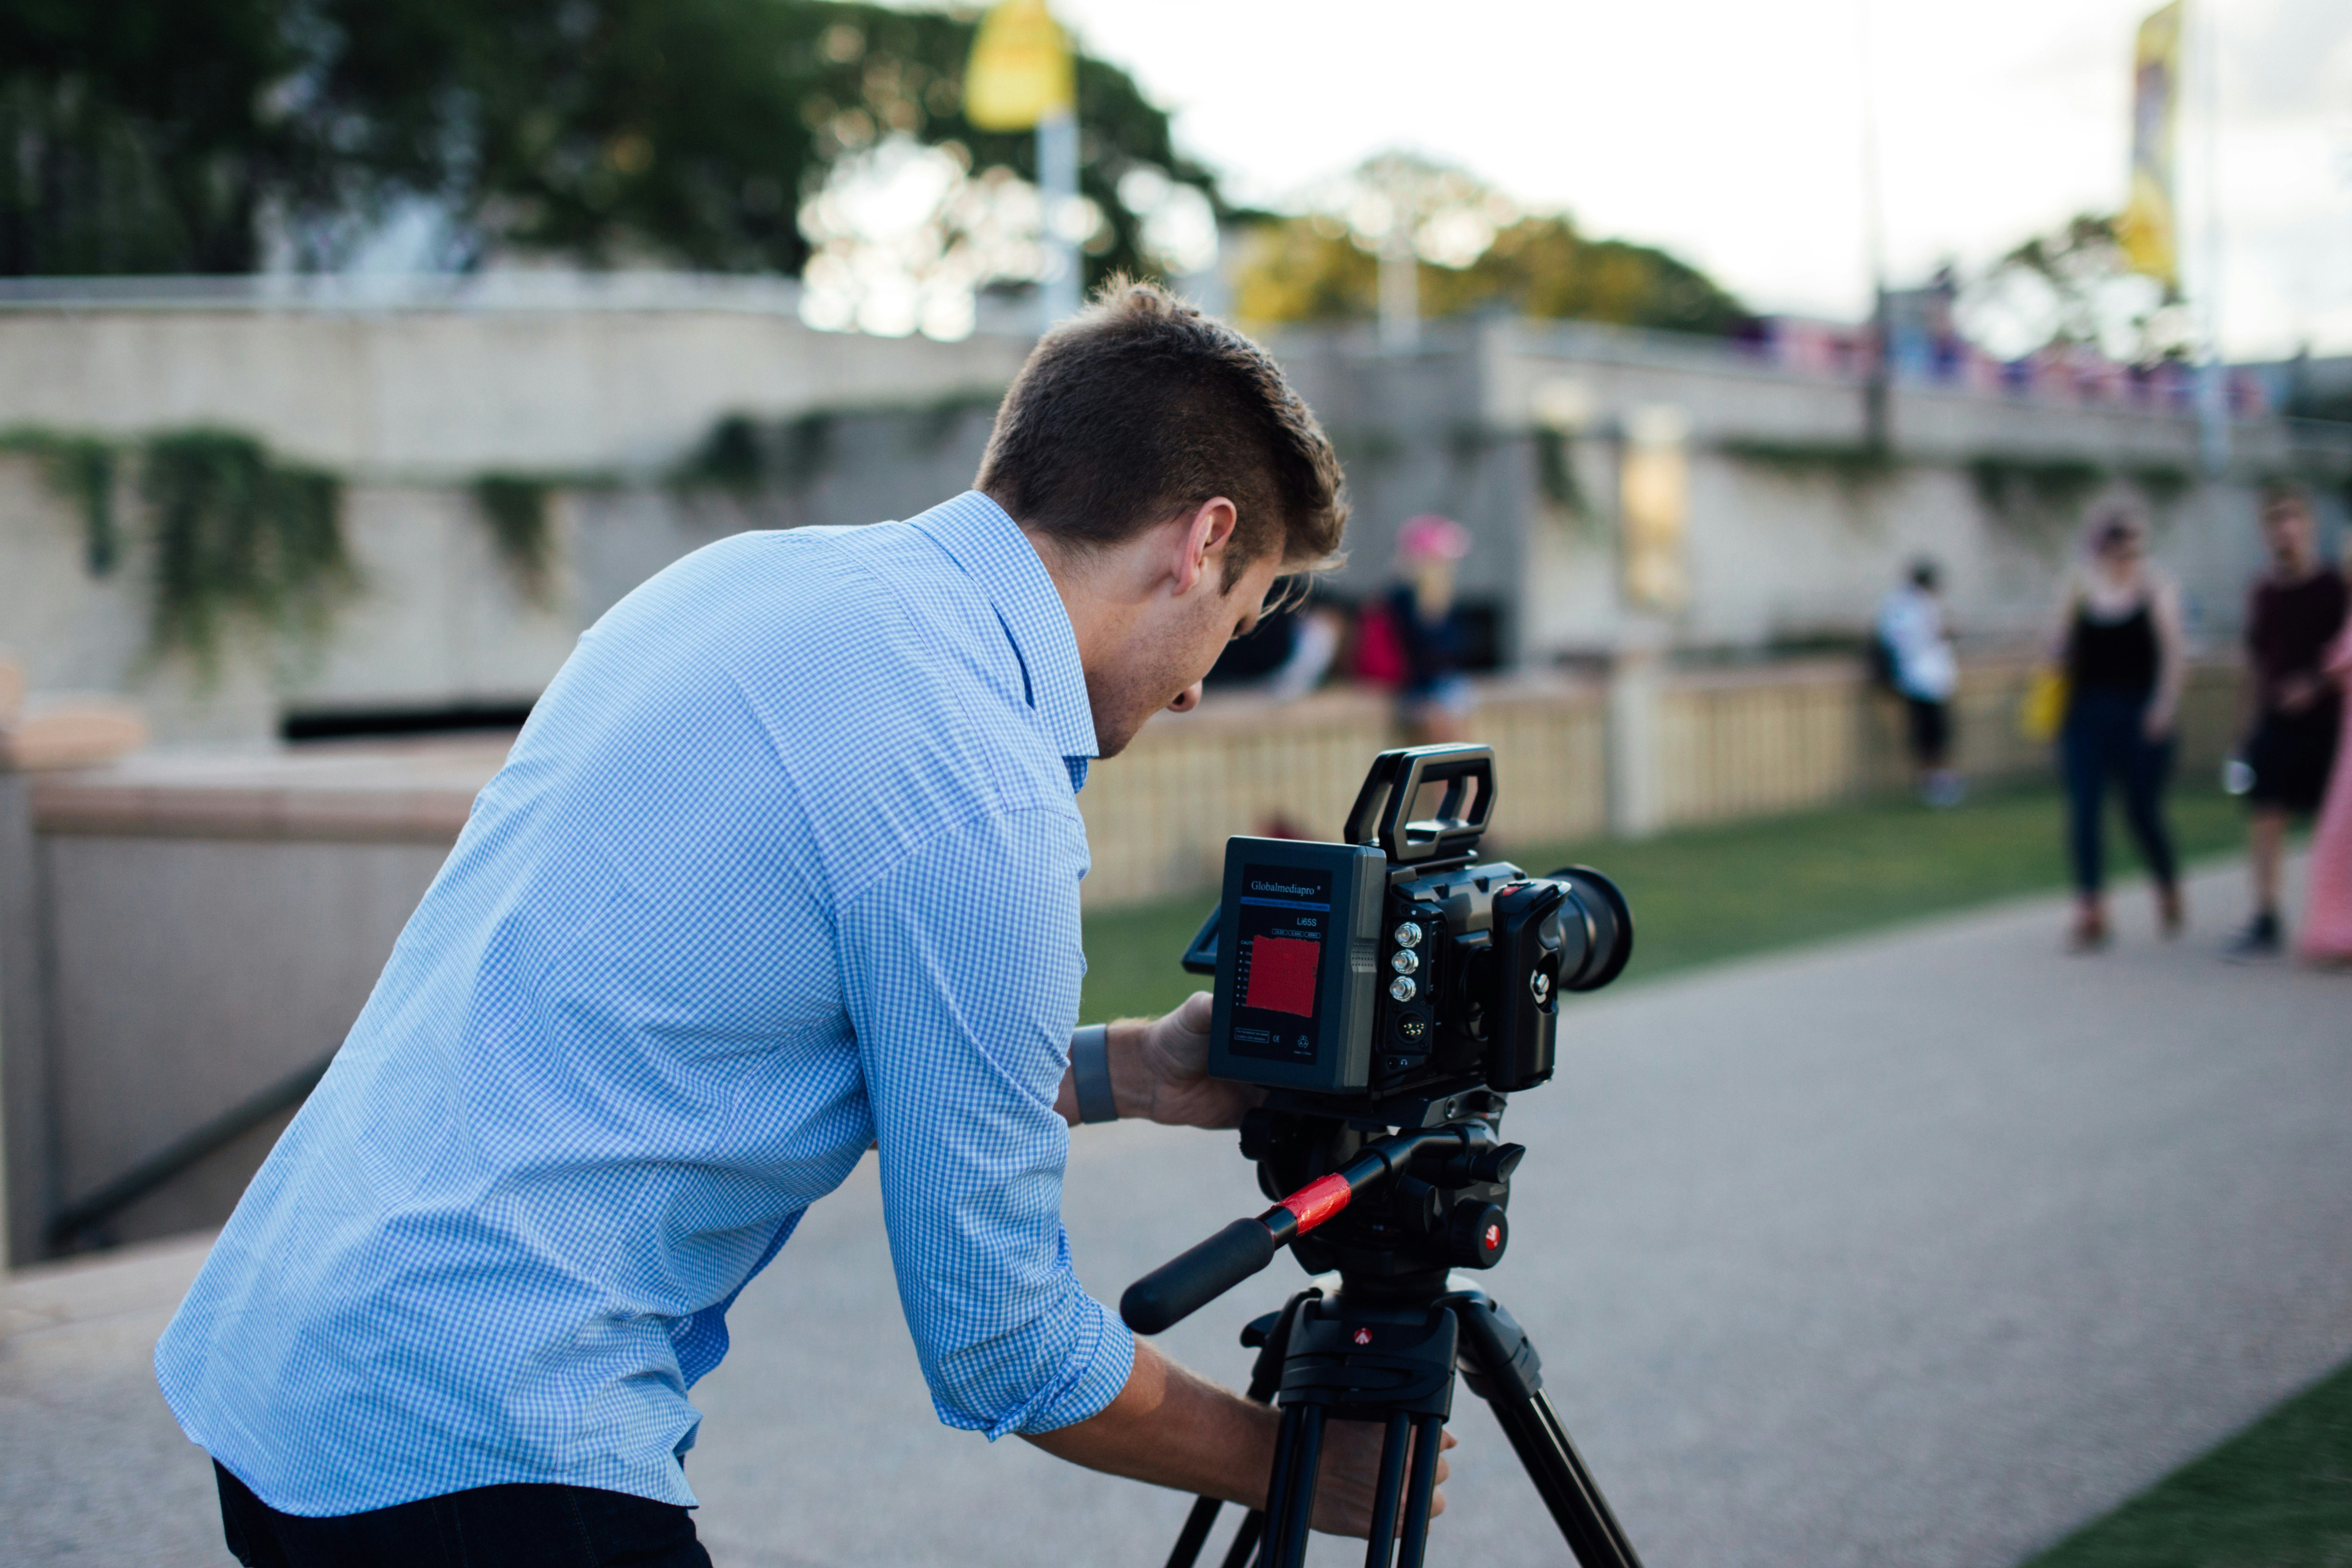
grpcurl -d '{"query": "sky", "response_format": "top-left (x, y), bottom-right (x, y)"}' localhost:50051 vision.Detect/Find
top-left (1049, 0), bottom-right (2352, 358)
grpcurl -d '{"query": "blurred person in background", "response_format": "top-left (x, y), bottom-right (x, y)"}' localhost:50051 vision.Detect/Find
top-left (2054, 510), bottom-right (2188, 951)
top-left (2227, 485), bottom-right (2347, 959)
top-left (1361, 513), bottom-right (1477, 745)
top-left (1876, 558), bottom-right (1964, 807)
top-left (2295, 560), bottom-right (2352, 965)
top-left (1264, 588), bottom-right (1349, 701)
top-left (1205, 585), bottom-right (1348, 702)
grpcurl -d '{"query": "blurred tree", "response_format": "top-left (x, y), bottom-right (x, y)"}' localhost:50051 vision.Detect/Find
top-left (0, 0), bottom-right (329, 273)
top-left (0, 0), bottom-right (1218, 283)
top-left (1957, 211), bottom-right (2192, 364)
top-left (1233, 158), bottom-right (1748, 338)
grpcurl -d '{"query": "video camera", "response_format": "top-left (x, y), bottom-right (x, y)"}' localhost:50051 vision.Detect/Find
top-left (1126, 745), bottom-right (1648, 1568)
top-left (1181, 743), bottom-right (1632, 1104)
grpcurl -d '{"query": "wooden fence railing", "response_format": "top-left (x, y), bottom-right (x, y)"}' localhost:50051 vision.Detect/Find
top-left (1074, 657), bottom-right (2241, 907)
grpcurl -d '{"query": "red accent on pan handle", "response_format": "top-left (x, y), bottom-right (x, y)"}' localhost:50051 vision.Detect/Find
top-left (1277, 1172), bottom-right (1354, 1233)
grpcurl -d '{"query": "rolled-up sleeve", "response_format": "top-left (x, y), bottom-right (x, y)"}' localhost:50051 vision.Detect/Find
top-left (835, 804), bottom-right (1134, 1439)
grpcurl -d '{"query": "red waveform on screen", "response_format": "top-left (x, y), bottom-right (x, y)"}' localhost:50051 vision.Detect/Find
top-left (1244, 934), bottom-right (1321, 1017)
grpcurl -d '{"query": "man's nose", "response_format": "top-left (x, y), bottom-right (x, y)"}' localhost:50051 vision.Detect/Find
top-left (1167, 681), bottom-right (1203, 713)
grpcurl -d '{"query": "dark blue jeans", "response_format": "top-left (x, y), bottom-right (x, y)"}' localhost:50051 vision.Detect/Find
top-left (215, 1462), bottom-right (711, 1568)
top-left (2061, 688), bottom-right (2178, 895)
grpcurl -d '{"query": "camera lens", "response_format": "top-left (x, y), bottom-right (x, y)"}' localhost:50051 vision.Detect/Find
top-left (1545, 867), bottom-right (1634, 992)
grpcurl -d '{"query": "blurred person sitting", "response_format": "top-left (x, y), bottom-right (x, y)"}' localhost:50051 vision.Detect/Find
top-left (2053, 510), bottom-right (2189, 951)
top-left (1875, 558), bottom-right (1964, 807)
top-left (1369, 513), bottom-right (1478, 745)
top-left (1265, 590), bottom-right (1348, 701)
top-left (1203, 585), bottom-right (1348, 702)
top-left (2228, 484), bottom-right (2347, 959)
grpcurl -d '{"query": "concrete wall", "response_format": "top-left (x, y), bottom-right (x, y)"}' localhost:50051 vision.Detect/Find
top-left (0, 276), bottom-right (1028, 478)
top-left (1294, 318), bottom-right (2352, 662)
top-left (6, 288), bottom-right (2347, 749)
top-left (41, 834), bottom-right (448, 1244)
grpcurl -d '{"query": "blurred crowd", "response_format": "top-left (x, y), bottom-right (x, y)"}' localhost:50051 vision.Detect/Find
top-left (1877, 484), bottom-right (2352, 965)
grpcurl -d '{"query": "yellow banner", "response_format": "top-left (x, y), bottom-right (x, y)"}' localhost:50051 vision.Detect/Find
top-left (964, 0), bottom-right (1074, 132)
top-left (2118, 1), bottom-right (2182, 291)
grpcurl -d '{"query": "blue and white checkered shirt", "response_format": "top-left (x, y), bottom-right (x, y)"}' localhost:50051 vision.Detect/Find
top-left (155, 492), bottom-right (1133, 1515)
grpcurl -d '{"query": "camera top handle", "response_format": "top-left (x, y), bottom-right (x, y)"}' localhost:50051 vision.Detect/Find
top-left (1342, 744), bottom-right (1496, 865)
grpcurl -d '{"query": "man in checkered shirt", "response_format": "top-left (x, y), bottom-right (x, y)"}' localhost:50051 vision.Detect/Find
top-left (156, 281), bottom-right (1450, 1565)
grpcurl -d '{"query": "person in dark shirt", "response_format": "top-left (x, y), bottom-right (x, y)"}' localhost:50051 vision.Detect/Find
top-left (2230, 485), bottom-right (2349, 957)
top-left (2054, 510), bottom-right (2189, 951)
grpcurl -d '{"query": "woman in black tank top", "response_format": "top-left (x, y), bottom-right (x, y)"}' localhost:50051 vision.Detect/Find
top-left (2055, 514), bottom-right (2188, 950)
top-left (2067, 601), bottom-right (2160, 696)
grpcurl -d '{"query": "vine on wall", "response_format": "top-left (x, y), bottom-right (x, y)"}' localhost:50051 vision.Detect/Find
top-left (1, 428), bottom-right (120, 572)
top-left (473, 475), bottom-right (556, 605)
top-left (6, 425), bottom-right (355, 677)
top-left (141, 431), bottom-right (355, 674)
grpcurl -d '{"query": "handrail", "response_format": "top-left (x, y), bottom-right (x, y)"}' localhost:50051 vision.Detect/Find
top-left (45, 1050), bottom-right (336, 1251)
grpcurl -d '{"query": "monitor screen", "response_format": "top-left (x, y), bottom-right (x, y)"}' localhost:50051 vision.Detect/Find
top-left (1225, 863), bottom-right (1331, 1065)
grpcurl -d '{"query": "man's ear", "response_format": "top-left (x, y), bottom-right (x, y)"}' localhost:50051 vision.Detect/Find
top-left (1171, 498), bottom-right (1240, 597)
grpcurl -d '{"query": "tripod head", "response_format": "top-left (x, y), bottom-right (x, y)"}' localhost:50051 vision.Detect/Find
top-left (1120, 1092), bottom-right (1523, 1334)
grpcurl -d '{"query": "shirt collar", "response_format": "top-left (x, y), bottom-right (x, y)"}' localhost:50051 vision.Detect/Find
top-left (908, 491), bottom-right (1100, 770)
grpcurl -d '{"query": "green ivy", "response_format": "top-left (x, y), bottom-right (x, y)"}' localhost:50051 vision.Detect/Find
top-left (674, 410), bottom-right (835, 496)
top-left (1, 426), bottom-right (119, 572)
top-left (1720, 438), bottom-right (1900, 484)
top-left (473, 475), bottom-right (555, 604)
top-left (1532, 426), bottom-right (1585, 516)
top-left (141, 430), bottom-right (354, 674)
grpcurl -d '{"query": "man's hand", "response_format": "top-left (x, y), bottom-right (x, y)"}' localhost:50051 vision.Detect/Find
top-left (1022, 1338), bottom-right (1453, 1537)
top-left (1057, 992), bottom-right (1263, 1129)
top-left (1310, 1412), bottom-right (1457, 1537)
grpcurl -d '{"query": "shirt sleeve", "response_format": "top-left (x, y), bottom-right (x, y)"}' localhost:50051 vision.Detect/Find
top-left (834, 804), bottom-right (1134, 1439)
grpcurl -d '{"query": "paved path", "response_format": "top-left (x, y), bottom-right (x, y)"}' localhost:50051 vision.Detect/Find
top-left (6, 856), bottom-right (2347, 1568)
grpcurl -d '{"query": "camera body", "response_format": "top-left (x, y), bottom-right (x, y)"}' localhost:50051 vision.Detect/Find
top-left (1188, 745), bottom-right (1631, 1106)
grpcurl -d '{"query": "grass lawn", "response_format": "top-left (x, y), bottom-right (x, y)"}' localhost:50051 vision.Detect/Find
top-left (2021, 1356), bottom-right (2352, 1568)
top-left (1080, 778), bottom-right (2251, 1023)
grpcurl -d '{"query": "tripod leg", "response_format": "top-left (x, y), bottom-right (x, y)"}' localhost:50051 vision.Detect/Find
top-left (1359, 1412), bottom-right (1412, 1568)
top-left (1455, 1299), bottom-right (1645, 1568)
top-left (1257, 1401), bottom-right (1307, 1567)
top-left (1167, 1498), bottom-right (1223, 1568)
top-left (1219, 1510), bottom-right (1265, 1568)
top-left (1168, 1295), bottom-right (1311, 1568)
top-left (1391, 1414), bottom-right (1445, 1568)
top-left (1268, 1403), bottom-right (1328, 1568)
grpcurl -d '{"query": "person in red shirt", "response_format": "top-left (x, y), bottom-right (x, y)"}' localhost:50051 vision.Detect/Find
top-left (2230, 485), bottom-right (2349, 958)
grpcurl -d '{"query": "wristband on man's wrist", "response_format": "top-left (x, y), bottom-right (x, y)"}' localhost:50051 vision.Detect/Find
top-left (1071, 1023), bottom-right (1118, 1124)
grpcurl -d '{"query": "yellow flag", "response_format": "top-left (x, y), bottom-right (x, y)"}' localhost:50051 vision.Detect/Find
top-left (964, 0), bottom-right (1074, 131)
top-left (2118, 1), bottom-right (2182, 291)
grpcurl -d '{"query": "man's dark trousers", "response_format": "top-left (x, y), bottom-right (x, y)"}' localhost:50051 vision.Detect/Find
top-left (215, 1463), bottom-right (713, 1568)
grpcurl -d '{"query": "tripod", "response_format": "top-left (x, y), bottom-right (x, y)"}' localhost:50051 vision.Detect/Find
top-left (1126, 1115), bottom-right (1646, 1568)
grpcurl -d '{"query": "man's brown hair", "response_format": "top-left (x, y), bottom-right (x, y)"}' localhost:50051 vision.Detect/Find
top-left (977, 277), bottom-right (1347, 587)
